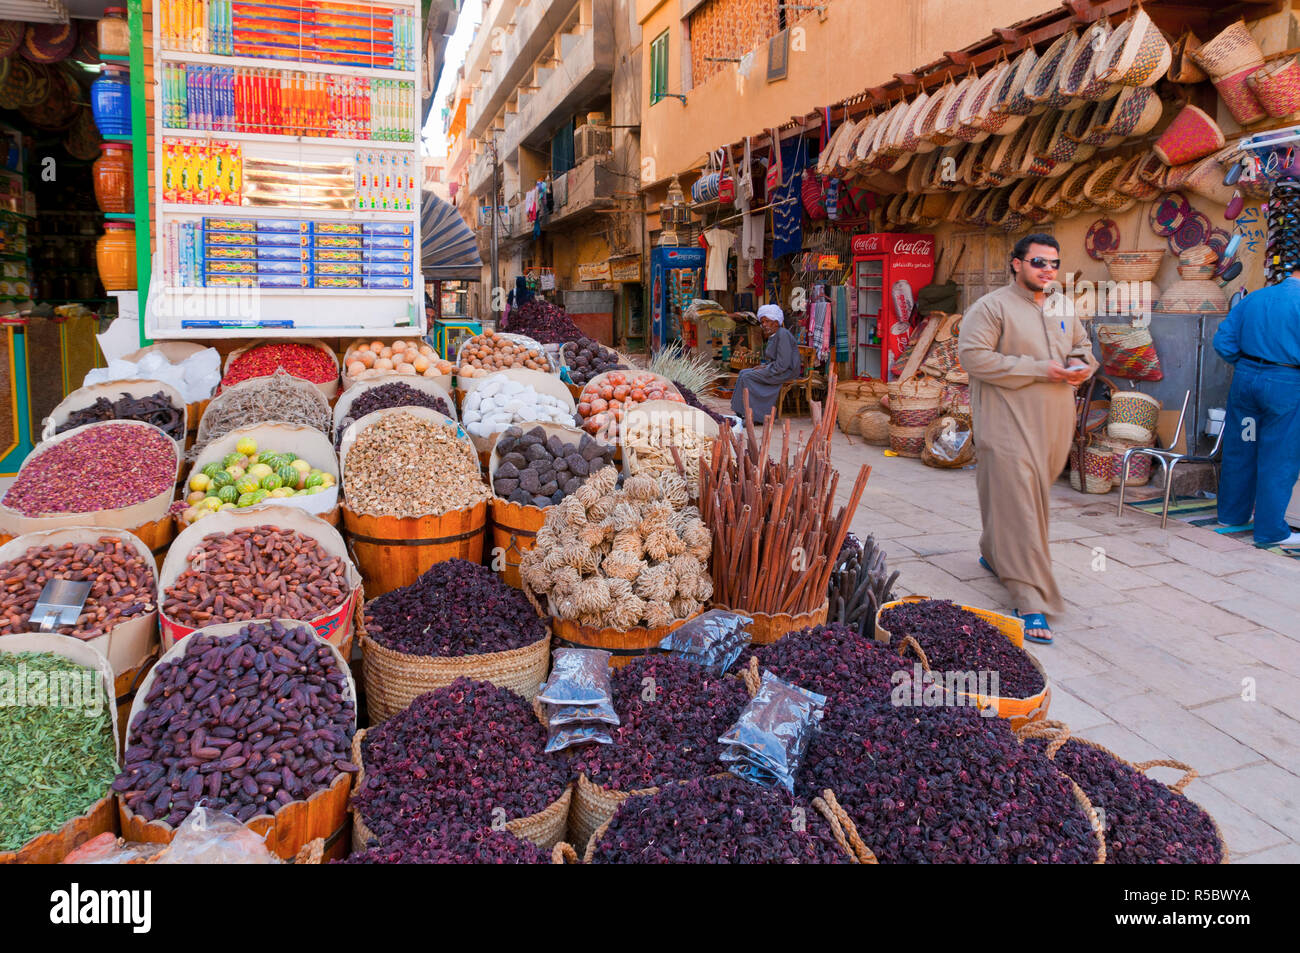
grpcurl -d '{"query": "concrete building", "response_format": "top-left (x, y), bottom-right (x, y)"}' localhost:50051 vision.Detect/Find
top-left (461, 0), bottom-right (645, 342)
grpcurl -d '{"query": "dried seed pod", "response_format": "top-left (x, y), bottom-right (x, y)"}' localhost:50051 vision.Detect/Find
top-left (612, 529), bottom-right (643, 556)
top-left (601, 550), bottom-right (645, 581)
top-left (644, 599), bottom-right (675, 628)
top-left (621, 473), bottom-right (661, 501)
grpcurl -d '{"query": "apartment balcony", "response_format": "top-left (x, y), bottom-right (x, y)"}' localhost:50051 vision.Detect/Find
top-left (468, 150), bottom-right (495, 196)
top-left (499, 24), bottom-right (614, 158)
top-left (467, 0), bottom-right (595, 141)
top-left (545, 156), bottom-right (618, 229)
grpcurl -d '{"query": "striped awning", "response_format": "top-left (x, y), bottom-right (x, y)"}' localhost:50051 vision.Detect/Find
top-left (421, 191), bottom-right (482, 280)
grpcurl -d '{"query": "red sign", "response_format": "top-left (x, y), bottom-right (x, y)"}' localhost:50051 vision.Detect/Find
top-left (850, 232), bottom-right (936, 258)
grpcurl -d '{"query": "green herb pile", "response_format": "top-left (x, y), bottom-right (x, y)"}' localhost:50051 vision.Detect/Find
top-left (0, 651), bottom-right (118, 853)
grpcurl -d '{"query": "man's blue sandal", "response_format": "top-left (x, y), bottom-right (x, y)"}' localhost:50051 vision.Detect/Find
top-left (1016, 611), bottom-right (1052, 645)
top-left (978, 556), bottom-right (994, 575)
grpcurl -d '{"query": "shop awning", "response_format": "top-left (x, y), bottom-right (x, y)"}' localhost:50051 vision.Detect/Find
top-left (421, 191), bottom-right (482, 281)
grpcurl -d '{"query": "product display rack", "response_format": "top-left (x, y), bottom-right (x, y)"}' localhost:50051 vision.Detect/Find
top-left (145, 0), bottom-right (424, 340)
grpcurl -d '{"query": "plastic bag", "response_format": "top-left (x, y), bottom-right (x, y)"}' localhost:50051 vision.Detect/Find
top-left (546, 699), bottom-right (619, 727)
top-left (545, 726), bottom-right (614, 754)
top-left (929, 420), bottom-right (971, 464)
top-left (659, 609), bottom-right (753, 674)
top-left (717, 670), bottom-right (825, 792)
top-left (538, 649), bottom-right (613, 705)
top-left (85, 347), bottom-right (221, 404)
top-left (62, 832), bottom-right (161, 864)
top-left (152, 806), bottom-right (280, 864)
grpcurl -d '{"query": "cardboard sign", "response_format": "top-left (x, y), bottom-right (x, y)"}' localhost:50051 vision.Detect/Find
top-left (578, 261), bottom-right (611, 282)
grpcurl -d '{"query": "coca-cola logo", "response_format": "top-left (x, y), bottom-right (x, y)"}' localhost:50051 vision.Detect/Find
top-left (852, 235), bottom-right (880, 253)
top-left (892, 238), bottom-right (934, 257)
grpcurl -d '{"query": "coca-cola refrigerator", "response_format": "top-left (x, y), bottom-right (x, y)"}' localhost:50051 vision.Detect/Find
top-left (850, 233), bottom-right (935, 380)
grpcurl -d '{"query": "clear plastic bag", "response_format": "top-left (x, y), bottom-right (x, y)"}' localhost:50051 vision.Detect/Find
top-left (546, 699), bottom-right (619, 727)
top-left (152, 806), bottom-right (280, 864)
top-left (659, 609), bottom-right (753, 674)
top-left (538, 648), bottom-right (614, 705)
top-left (62, 832), bottom-right (162, 864)
top-left (545, 726), bottom-right (614, 754)
top-left (929, 422), bottom-right (971, 463)
top-left (717, 670), bottom-right (826, 792)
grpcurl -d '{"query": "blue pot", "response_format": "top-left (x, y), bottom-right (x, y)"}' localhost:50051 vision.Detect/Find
top-left (91, 66), bottom-right (131, 137)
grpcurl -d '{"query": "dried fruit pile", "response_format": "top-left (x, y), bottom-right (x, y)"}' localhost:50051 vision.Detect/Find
top-left (587, 774), bottom-right (849, 864)
top-left (569, 655), bottom-right (749, 791)
top-left (492, 425), bottom-right (614, 508)
top-left (0, 537), bottom-right (155, 641)
top-left (344, 339), bottom-right (453, 380)
top-left (342, 411), bottom-right (492, 517)
top-left (0, 652), bottom-right (118, 853)
top-left (505, 298), bottom-right (584, 344)
top-left (163, 525), bottom-right (352, 628)
top-left (364, 559), bottom-right (547, 657)
top-left (877, 599), bottom-right (1045, 698)
top-left (519, 467), bottom-right (713, 629)
top-left (1022, 736), bottom-right (1223, 864)
top-left (336, 382), bottom-right (451, 447)
top-left (57, 390), bottom-right (185, 441)
top-left (351, 678), bottom-right (570, 842)
top-left (561, 338), bottom-right (625, 387)
top-left (222, 342), bottom-right (337, 388)
top-left (576, 370), bottom-right (683, 441)
top-left (116, 620), bottom-right (356, 826)
top-left (3, 423), bottom-right (176, 516)
top-left (797, 702), bottom-right (1099, 863)
top-left (456, 330), bottom-right (551, 378)
top-left (737, 623), bottom-right (904, 709)
top-left (343, 822), bottom-right (551, 864)
top-left (622, 412), bottom-right (716, 498)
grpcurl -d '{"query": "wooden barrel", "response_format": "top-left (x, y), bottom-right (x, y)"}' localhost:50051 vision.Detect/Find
top-left (119, 769), bottom-right (353, 861)
top-left (113, 650), bottom-right (160, 750)
top-left (715, 601), bottom-right (829, 645)
top-left (0, 796), bottom-right (118, 864)
top-left (550, 615), bottom-right (691, 668)
top-left (0, 514), bottom-right (174, 573)
top-left (342, 500), bottom-right (488, 599)
top-left (489, 497), bottom-right (547, 589)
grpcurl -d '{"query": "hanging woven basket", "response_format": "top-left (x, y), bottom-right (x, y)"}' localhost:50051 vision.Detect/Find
top-left (1189, 19), bottom-right (1264, 80)
top-left (1024, 32), bottom-right (1080, 112)
top-left (1095, 8), bottom-right (1173, 88)
top-left (1153, 104), bottom-right (1224, 166)
top-left (1246, 56), bottom-right (1300, 119)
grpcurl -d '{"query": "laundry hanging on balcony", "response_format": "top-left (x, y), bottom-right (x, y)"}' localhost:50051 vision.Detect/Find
top-left (420, 191), bottom-right (483, 280)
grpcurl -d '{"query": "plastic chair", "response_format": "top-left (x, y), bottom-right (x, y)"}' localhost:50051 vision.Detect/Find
top-left (1116, 390), bottom-right (1226, 528)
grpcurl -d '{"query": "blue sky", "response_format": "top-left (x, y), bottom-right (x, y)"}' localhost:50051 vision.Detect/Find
top-left (422, 4), bottom-right (483, 157)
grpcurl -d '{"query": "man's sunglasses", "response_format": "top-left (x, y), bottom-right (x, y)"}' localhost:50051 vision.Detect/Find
top-left (1019, 256), bottom-right (1061, 270)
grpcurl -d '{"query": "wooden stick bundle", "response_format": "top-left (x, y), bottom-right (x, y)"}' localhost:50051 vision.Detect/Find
top-left (702, 372), bottom-right (871, 615)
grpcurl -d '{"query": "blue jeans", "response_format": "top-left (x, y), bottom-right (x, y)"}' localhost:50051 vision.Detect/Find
top-left (1217, 359), bottom-right (1300, 544)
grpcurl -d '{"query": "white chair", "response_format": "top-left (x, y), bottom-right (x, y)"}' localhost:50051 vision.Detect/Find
top-left (1116, 389), bottom-right (1226, 528)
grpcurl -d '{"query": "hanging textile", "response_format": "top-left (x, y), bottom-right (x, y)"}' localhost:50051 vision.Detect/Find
top-left (771, 137), bottom-right (807, 258)
top-left (807, 283), bottom-right (832, 361)
top-left (833, 284), bottom-right (850, 363)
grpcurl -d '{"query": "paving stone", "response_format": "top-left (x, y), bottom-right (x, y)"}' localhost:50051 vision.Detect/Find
top-left (1194, 699), bottom-right (1300, 773)
top-left (1213, 597), bottom-right (1300, 639)
top-left (1075, 722), bottom-right (1170, 763)
top-left (1179, 779), bottom-right (1289, 858)
top-left (888, 531), bottom-right (983, 557)
top-left (1234, 842), bottom-right (1300, 863)
top-left (1219, 570), bottom-right (1300, 612)
top-left (1101, 694), bottom-right (1263, 775)
top-left (1125, 587), bottom-right (1251, 636)
top-left (1204, 764), bottom-right (1300, 843)
top-left (928, 551), bottom-right (993, 582)
top-left (1069, 534), bottom-right (1170, 568)
top-left (1060, 670), bottom-right (1150, 711)
top-left (1142, 562), bottom-right (1250, 603)
top-left (1217, 630), bottom-right (1300, 677)
top-left (1044, 685), bottom-right (1111, 731)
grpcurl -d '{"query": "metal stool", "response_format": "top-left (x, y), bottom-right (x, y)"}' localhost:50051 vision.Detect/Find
top-left (1116, 390), bottom-right (1225, 528)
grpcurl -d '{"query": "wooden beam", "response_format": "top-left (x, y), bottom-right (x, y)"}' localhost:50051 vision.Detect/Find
top-left (893, 72), bottom-right (918, 85)
top-left (944, 50), bottom-right (972, 66)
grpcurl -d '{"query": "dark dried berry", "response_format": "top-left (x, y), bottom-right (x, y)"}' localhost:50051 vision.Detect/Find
top-left (737, 623), bottom-right (903, 708)
top-left (341, 820), bottom-right (550, 864)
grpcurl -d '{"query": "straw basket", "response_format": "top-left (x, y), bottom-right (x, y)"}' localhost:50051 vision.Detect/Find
top-left (1153, 105), bottom-right (1224, 166)
top-left (991, 47), bottom-right (1039, 118)
top-left (1247, 57), bottom-right (1300, 119)
top-left (1214, 67), bottom-right (1266, 126)
top-left (1115, 152), bottom-right (1163, 199)
top-left (854, 408), bottom-right (891, 445)
top-left (1058, 20), bottom-right (1119, 103)
top-left (1107, 391), bottom-right (1160, 442)
top-left (1105, 248), bottom-right (1164, 281)
top-left (1024, 31), bottom-right (1079, 112)
top-left (915, 80), bottom-right (959, 147)
top-left (569, 774), bottom-right (657, 853)
top-left (1189, 20), bottom-right (1263, 80)
top-left (1158, 276), bottom-right (1228, 313)
top-left (1084, 157), bottom-right (1136, 212)
top-left (836, 378), bottom-right (888, 433)
top-left (1101, 436), bottom-right (1155, 486)
top-left (1168, 30), bottom-right (1208, 84)
top-left (888, 377), bottom-right (942, 428)
top-left (1081, 440), bottom-right (1114, 493)
top-left (1094, 8), bottom-right (1172, 88)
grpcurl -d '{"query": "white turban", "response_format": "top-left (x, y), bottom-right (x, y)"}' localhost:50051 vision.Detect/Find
top-left (757, 304), bottom-right (783, 324)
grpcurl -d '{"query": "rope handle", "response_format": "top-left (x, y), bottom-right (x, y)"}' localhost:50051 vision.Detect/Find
top-left (1015, 719), bottom-right (1072, 759)
top-left (1133, 759), bottom-right (1199, 794)
top-left (742, 655), bottom-right (761, 697)
top-left (552, 842), bottom-right (578, 864)
top-left (895, 634), bottom-right (932, 673)
top-left (812, 789), bottom-right (878, 864)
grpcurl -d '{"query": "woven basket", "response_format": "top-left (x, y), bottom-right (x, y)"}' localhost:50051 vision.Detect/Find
top-left (1060, 162), bottom-right (1096, 209)
top-left (570, 774), bottom-right (658, 852)
top-left (1177, 262), bottom-right (1217, 279)
top-left (1115, 152), bottom-right (1163, 199)
top-left (1105, 248), bottom-right (1164, 282)
top-left (836, 378), bottom-right (888, 433)
top-left (1084, 157), bottom-right (1136, 212)
top-left (1158, 276), bottom-right (1228, 313)
top-left (1082, 440), bottom-right (1114, 493)
top-left (361, 631), bottom-right (551, 723)
top-left (921, 413), bottom-right (975, 468)
top-left (1101, 436), bottom-right (1155, 486)
top-left (1180, 243), bottom-right (1218, 266)
top-left (988, 114), bottom-right (1038, 176)
top-left (350, 729), bottom-right (573, 851)
top-left (1095, 8), bottom-right (1172, 88)
top-left (1025, 31), bottom-right (1080, 112)
top-left (915, 81), bottom-right (958, 147)
top-left (1214, 66), bottom-right (1267, 126)
top-left (1059, 21), bottom-right (1119, 103)
top-left (1168, 30), bottom-right (1208, 84)
top-left (889, 424), bottom-right (929, 457)
top-left (1153, 105), bottom-right (1224, 166)
top-left (1189, 19), bottom-right (1263, 80)
top-left (1074, 85), bottom-right (1163, 144)
top-left (1008, 176), bottom-right (1051, 223)
top-left (962, 61), bottom-right (1011, 134)
top-left (1107, 391), bottom-right (1160, 442)
top-left (992, 47), bottom-right (1040, 117)
top-left (1246, 57), bottom-right (1300, 119)
top-left (855, 408), bottom-right (891, 445)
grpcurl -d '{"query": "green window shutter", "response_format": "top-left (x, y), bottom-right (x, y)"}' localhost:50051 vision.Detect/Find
top-left (651, 31), bottom-right (668, 105)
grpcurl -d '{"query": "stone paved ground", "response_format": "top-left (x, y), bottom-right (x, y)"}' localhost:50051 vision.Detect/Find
top-left (777, 416), bottom-right (1300, 863)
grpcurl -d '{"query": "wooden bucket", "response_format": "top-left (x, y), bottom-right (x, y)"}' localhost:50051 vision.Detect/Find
top-left (117, 619), bottom-right (356, 860)
top-left (490, 497), bottom-right (547, 589)
top-left (874, 595), bottom-right (1051, 731)
top-left (342, 501), bottom-right (488, 599)
top-left (549, 615), bottom-right (691, 668)
top-left (0, 633), bottom-right (120, 863)
top-left (714, 601), bottom-right (828, 645)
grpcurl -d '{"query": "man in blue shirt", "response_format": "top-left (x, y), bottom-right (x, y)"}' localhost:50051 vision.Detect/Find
top-left (1212, 276), bottom-right (1300, 546)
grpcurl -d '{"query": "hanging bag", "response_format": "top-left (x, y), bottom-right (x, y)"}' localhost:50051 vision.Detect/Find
top-left (765, 127), bottom-right (782, 195)
top-left (1097, 323), bottom-right (1163, 381)
top-left (717, 147), bottom-right (736, 205)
